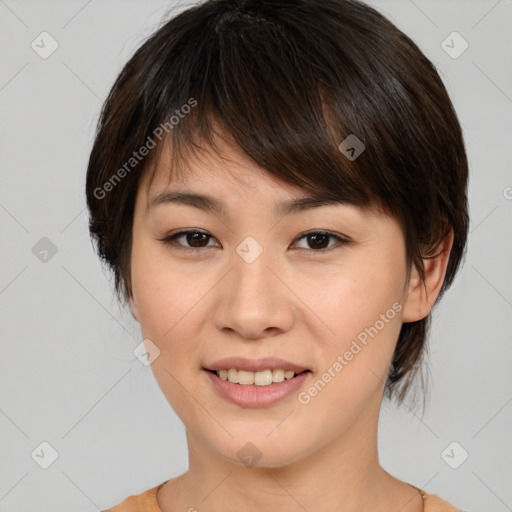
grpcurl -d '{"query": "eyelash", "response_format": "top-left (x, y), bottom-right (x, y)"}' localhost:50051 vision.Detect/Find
top-left (158, 229), bottom-right (351, 254)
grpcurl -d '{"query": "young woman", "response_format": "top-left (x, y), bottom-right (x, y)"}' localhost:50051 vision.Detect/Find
top-left (86, 0), bottom-right (469, 510)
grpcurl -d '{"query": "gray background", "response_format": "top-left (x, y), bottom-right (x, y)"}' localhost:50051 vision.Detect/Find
top-left (1, 0), bottom-right (511, 510)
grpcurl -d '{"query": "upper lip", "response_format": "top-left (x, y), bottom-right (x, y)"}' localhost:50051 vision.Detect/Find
top-left (205, 357), bottom-right (310, 373)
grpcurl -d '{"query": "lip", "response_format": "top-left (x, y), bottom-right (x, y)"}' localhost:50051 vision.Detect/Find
top-left (204, 356), bottom-right (310, 373)
top-left (204, 369), bottom-right (311, 408)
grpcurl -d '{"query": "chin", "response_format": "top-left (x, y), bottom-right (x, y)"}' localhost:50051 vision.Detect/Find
top-left (210, 433), bottom-right (313, 470)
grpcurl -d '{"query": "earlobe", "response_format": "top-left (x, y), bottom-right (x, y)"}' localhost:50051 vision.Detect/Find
top-left (401, 229), bottom-right (454, 323)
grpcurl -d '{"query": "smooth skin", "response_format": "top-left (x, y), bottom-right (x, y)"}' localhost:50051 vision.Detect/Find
top-left (129, 133), bottom-right (453, 512)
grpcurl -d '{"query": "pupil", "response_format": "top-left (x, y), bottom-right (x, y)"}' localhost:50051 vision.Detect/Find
top-left (309, 233), bottom-right (328, 249)
top-left (189, 232), bottom-right (208, 247)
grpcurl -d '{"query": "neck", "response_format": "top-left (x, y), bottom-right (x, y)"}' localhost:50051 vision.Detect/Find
top-left (157, 399), bottom-right (421, 512)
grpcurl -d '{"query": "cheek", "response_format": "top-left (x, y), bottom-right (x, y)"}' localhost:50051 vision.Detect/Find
top-left (130, 235), bottom-right (218, 355)
top-left (132, 262), bottom-right (203, 340)
top-left (289, 263), bottom-right (404, 430)
top-left (130, 232), bottom-right (179, 336)
top-left (312, 255), bottom-right (403, 328)
top-left (129, 240), bottom-right (212, 413)
top-left (305, 251), bottom-right (405, 372)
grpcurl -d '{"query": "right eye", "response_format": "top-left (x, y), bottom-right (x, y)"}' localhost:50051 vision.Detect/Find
top-left (158, 230), bottom-right (220, 252)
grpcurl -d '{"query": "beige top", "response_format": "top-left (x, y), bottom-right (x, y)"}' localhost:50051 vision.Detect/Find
top-left (102, 481), bottom-right (463, 511)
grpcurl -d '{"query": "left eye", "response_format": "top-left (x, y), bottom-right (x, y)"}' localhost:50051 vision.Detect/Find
top-left (293, 231), bottom-right (349, 251)
top-left (158, 230), bottom-right (349, 252)
top-left (160, 230), bottom-right (219, 250)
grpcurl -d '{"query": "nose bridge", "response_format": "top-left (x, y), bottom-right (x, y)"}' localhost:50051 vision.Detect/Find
top-left (232, 235), bottom-right (277, 303)
top-left (214, 235), bottom-right (294, 338)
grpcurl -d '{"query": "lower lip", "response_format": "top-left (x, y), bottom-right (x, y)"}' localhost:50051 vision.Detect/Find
top-left (205, 370), bottom-right (311, 408)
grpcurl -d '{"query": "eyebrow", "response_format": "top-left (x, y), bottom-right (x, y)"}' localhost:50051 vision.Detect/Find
top-left (150, 191), bottom-right (350, 217)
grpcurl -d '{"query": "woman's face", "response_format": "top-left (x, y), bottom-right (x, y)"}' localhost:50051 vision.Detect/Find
top-left (130, 139), bottom-right (411, 468)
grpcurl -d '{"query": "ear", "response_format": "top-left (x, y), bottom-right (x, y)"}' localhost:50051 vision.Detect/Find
top-left (401, 229), bottom-right (454, 323)
top-left (129, 295), bottom-right (139, 323)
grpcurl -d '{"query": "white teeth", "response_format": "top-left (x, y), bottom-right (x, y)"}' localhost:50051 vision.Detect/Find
top-left (215, 368), bottom-right (299, 386)
top-left (272, 369), bottom-right (285, 383)
top-left (238, 370), bottom-right (255, 385)
top-left (254, 370), bottom-right (273, 386)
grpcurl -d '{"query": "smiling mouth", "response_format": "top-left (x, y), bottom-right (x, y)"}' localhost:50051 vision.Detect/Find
top-left (206, 368), bottom-right (310, 386)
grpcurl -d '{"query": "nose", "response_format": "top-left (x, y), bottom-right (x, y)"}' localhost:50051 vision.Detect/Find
top-left (213, 242), bottom-right (295, 340)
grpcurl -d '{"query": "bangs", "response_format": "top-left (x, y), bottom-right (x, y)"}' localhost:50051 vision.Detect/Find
top-left (137, 5), bottom-right (404, 214)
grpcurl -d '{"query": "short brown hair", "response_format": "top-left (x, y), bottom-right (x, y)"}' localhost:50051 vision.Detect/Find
top-left (86, 0), bottom-right (469, 403)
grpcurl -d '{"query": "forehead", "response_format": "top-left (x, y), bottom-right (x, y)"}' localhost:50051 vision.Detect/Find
top-left (142, 136), bottom-right (315, 203)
